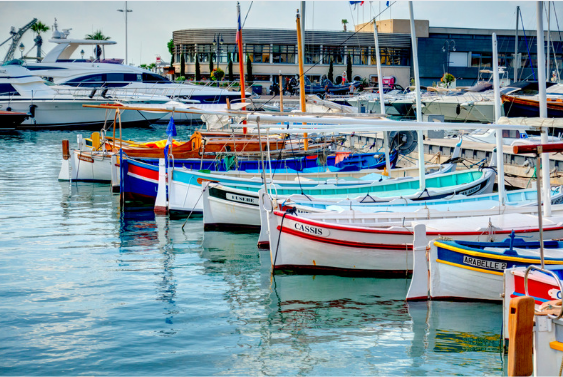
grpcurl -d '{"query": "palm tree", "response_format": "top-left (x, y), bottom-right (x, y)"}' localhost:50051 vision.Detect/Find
top-left (341, 19), bottom-right (348, 32)
top-left (31, 21), bottom-right (50, 60)
top-left (85, 30), bottom-right (110, 61)
top-left (85, 30), bottom-right (111, 40)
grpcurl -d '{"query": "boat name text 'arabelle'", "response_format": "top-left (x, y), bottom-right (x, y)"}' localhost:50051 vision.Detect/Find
top-left (463, 256), bottom-right (507, 271)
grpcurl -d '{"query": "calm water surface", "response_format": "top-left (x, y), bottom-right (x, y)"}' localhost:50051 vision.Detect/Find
top-left (0, 127), bottom-right (505, 375)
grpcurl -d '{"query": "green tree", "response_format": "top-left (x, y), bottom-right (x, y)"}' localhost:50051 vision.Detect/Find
top-left (328, 59), bottom-right (334, 83)
top-left (140, 64), bottom-right (148, 69)
top-left (246, 54), bottom-right (253, 83)
top-left (148, 63), bottom-right (156, 71)
top-left (85, 30), bottom-right (110, 61)
top-left (209, 53), bottom-right (214, 74)
top-left (31, 21), bottom-right (50, 60)
top-left (180, 52), bottom-right (185, 77)
top-left (195, 55), bottom-right (201, 81)
top-left (346, 54), bottom-right (352, 83)
top-left (341, 19), bottom-right (348, 32)
top-left (167, 38), bottom-right (175, 65)
top-left (227, 53), bottom-right (234, 81)
top-left (85, 30), bottom-right (111, 40)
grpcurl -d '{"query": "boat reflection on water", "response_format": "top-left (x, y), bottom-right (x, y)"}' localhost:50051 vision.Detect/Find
top-left (406, 300), bottom-right (503, 374)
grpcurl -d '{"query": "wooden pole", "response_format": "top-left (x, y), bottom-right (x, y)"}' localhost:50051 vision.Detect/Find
top-left (296, 9), bottom-right (308, 151)
top-left (507, 296), bottom-right (535, 377)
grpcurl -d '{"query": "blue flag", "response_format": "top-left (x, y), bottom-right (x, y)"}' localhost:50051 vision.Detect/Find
top-left (386, 1), bottom-right (390, 6)
top-left (164, 116), bottom-right (177, 170)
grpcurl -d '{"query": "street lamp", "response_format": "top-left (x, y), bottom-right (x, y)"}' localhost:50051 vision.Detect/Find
top-left (80, 49), bottom-right (85, 59)
top-left (442, 40), bottom-right (456, 73)
top-left (117, 1), bottom-right (133, 65)
top-left (19, 43), bottom-right (24, 58)
top-left (212, 33), bottom-right (224, 69)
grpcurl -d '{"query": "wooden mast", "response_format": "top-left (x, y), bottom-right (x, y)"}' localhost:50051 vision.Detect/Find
top-left (296, 9), bottom-right (308, 151)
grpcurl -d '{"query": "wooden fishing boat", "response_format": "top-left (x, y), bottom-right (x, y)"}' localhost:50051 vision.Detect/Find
top-left (0, 110), bottom-right (29, 130)
top-left (200, 159), bottom-right (494, 231)
top-left (120, 147), bottom-right (403, 207)
top-left (59, 131), bottom-right (396, 184)
top-left (264, 209), bottom-right (563, 277)
top-left (407, 233), bottom-right (563, 302)
top-left (501, 93), bottom-right (563, 118)
top-left (105, 131), bottom-right (286, 159)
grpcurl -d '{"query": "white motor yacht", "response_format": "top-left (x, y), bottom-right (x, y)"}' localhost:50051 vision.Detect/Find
top-left (0, 64), bottom-right (172, 129)
top-left (21, 21), bottom-right (243, 106)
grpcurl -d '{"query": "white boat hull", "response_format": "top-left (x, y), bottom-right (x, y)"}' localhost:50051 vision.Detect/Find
top-left (3, 99), bottom-right (163, 128)
top-left (267, 211), bottom-right (563, 276)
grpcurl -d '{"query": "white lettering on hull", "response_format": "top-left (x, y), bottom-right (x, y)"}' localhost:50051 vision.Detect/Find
top-left (463, 255), bottom-right (507, 271)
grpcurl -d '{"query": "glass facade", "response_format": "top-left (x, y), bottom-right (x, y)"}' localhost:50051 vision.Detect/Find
top-left (246, 45), bottom-right (270, 63)
top-left (371, 48), bottom-right (410, 66)
top-left (272, 45), bottom-right (296, 64)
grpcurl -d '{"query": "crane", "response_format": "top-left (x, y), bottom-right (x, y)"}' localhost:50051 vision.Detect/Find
top-left (0, 18), bottom-right (38, 62)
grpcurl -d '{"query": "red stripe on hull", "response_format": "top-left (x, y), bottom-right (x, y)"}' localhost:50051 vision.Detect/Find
top-left (274, 211), bottom-right (563, 236)
top-left (128, 163), bottom-right (159, 181)
top-left (278, 225), bottom-right (412, 250)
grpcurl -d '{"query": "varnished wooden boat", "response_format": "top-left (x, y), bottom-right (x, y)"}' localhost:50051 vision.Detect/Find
top-left (103, 131), bottom-right (286, 159)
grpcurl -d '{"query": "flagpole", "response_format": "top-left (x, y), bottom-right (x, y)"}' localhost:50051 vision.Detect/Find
top-left (237, 2), bottom-right (246, 111)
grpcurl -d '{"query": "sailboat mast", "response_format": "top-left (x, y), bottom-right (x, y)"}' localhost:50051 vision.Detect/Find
top-left (372, 19), bottom-right (391, 174)
top-left (537, 1), bottom-right (551, 217)
top-left (547, 1), bottom-right (551, 82)
top-left (296, 9), bottom-right (308, 151)
top-left (236, 2), bottom-right (246, 108)
top-left (515, 6), bottom-right (520, 82)
top-left (409, 1), bottom-right (426, 191)
top-left (300, 1), bottom-right (306, 66)
top-left (492, 33), bottom-right (507, 205)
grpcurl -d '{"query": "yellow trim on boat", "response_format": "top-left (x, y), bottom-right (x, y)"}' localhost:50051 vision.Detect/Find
top-left (436, 258), bottom-right (504, 276)
top-left (434, 241), bottom-right (563, 265)
top-left (550, 341), bottom-right (563, 352)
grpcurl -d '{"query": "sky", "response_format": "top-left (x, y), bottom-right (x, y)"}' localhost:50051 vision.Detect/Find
top-left (0, 1), bottom-right (560, 66)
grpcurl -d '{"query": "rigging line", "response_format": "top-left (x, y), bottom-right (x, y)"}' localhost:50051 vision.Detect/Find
top-left (242, 1), bottom-right (253, 29)
top-left (552, 1), bottom-right (563, 79)
top-left (348, 2), bottom-right (362, 49)
top-left (519, 11), bottom-right (537, 81)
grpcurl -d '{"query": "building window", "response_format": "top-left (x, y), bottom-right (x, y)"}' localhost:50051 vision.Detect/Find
top-left (322, 46), bottom-right (345, 65)
top-left (373, 48), bottom-right (410, 66)
top-left (246, 45), bottom-right (270, 63)
top-left (471, 52), bottom-right (492, 67)
top-left (449, 52), bottom-right (468, 67)
top-left (348, 46), bottom-right (368, 65)
top-left (272, 45), bottom-right (296, 64)
top-left (305, 46), bottom-right (321, 64)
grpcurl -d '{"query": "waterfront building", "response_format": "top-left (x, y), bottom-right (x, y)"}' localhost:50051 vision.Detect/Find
top-left (171, 18), bottom-right (563, 89)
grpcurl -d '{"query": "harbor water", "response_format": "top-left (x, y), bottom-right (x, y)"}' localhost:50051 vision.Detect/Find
top-left (1, 127), bottom-right (506, 375)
